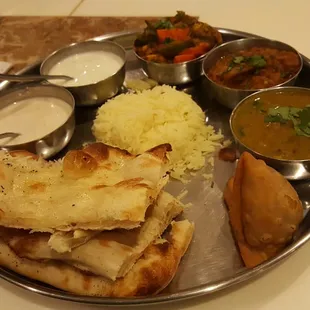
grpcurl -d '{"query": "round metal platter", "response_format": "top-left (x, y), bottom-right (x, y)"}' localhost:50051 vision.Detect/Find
top-left (1, 28), bottom-right (310, 306)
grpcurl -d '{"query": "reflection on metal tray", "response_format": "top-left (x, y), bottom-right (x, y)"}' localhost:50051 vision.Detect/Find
top-left (0, 28), bottom-right (310, 306)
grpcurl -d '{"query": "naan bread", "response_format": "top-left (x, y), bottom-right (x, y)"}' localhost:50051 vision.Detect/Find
top-left (48, 190), bottom-right (182, 254)
top-left (224, 152), bottom-right (303, 267)
top-left (0, 143), bottom-right (171, 232)
top-left (0, 220), bottom-right (194, 297)
top-left (4, 191), bottom-right (183, 280)
top-left (48, 230), bottom-right (100, 253)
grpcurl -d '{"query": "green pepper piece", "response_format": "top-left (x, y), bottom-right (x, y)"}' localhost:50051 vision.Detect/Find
top-left (158, 40), bottom-right (194, 59)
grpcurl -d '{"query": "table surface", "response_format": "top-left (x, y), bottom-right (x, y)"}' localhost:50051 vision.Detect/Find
top-left (1, 1), bottom-right (310, 309)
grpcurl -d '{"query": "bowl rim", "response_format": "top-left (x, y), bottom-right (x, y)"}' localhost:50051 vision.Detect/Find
top-left (229, 85), bottom-right (310, 163)
top-left (40, 40), bottom-right (127, 88)
top-left (202, 37), bottom-right (304, 92)
top-left (133, 46), bottom-right (212, 67)
top-left (0, 83), bottom-right (75, 148)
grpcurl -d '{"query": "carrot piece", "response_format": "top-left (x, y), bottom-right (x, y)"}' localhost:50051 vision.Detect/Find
top-left (157, 28), bottom-right (190, 43)
top-left (198, 42), bottom-right (211, 52)
top-left (180, 46), bottom-right (204, 57)
top-left (179, 42), bottom-right (212, 57)
top-left (173, 54), bottom-right (196, 63)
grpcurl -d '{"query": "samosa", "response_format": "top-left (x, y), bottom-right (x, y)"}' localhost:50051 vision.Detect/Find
top-left (224, 152), bottom-right (303, 268)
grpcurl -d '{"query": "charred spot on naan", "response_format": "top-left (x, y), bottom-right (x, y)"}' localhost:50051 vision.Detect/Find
top-left (114, 221), bottom-right (194, 297)
top-left (4, 230), bottom-right (49, 259)
top-left (82, 274), bottom-right (92, 291)
top-left (91, 184), bottom-right (108, 190)
top-left (115, 178), bottom-right (151, 189)
top-left (82, 143), bottom-right (110, 161)
top-left (29, 182), bottom-right (46, 192)
top-left (63, 150), bottom-right (98, 178)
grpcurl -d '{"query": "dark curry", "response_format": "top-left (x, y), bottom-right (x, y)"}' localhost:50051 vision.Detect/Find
top-left (134, 11), bottom-right (222, 64)
top-left (208, 47), bottom-right (300, 89)
top-left (232, 89), bottom-right (310, 160)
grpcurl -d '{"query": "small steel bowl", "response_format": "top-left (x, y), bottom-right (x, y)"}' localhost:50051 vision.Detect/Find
top-left (40, 40), bottom-right (126, 107)
top-left (203, 38), bottom-right (303, 110)
top-left (230, 86), bottom-right (310, 181)
top-left (0, 84), bottom-right (75, 159)
top-left (134, 51), bottom-right (207, 85)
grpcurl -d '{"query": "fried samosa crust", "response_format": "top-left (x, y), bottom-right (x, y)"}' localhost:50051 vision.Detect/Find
top-left (224, 152), bottom-right (303, 268)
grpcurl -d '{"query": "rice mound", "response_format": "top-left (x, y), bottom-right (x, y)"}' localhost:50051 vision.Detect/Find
top-left (92, 85), bottom-right (223, 181)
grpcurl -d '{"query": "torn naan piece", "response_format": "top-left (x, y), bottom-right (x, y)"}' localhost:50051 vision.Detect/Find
top-left (48, 230), bottom-right (100, 254)
top-left (3, 191), bottom-right (183, 280)
top-left (224, 152), bottom-right (303, 268)
top-left (0, 220), bottom-right (194, 297)
top-left (0, 143), bottom-right (171, 232)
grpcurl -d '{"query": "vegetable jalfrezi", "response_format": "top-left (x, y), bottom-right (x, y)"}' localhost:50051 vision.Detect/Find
top-left (134, 11), bottom-right (223, 64)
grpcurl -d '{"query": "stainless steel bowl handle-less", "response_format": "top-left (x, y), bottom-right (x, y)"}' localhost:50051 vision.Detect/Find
top-left (40, 40), bottom-right (127, 107)
top-left (137, 53), bottom-right (205, 85)
top-left (230, 86), bottom-right (310, 181)
top-left (203, 38), bottom-right (303, 110)
top-left (0, 84), bottom-right (75, 159)
top-left (34, 114), bottom-right (75, 158)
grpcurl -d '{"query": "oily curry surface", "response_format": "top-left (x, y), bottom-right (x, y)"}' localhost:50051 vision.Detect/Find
top-left (232, 90), bottom-right (310, 160)
top-left (208, 47), bottom-right (300, 90)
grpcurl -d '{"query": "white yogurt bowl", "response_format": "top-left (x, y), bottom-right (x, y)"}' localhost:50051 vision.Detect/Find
top-left (0, 84), bottom-right (75, 158)
top-left (40, 40), bottom-right (126, 107)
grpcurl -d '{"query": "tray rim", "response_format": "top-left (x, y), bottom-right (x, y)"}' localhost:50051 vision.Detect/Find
top-left (1, 27), bottom-right (310, 306)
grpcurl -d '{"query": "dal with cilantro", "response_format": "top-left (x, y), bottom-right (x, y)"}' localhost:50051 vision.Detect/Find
top-left (208, 47), bottom-right (300, 89)
top-left (231, 88), bottom-right (310, 160)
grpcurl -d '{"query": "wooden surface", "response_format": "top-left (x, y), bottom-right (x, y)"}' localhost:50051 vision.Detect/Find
top-left (0, 16), bottom-right (148, 72)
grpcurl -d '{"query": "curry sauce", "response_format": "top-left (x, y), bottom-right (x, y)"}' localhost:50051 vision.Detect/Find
top-left (208, 47), bottom-right (300, 89)
top-left (232, 89), bottom-right (310, 160)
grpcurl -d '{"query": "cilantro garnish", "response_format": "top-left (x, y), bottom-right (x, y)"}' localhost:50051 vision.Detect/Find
top-left (226, 55), bottom-right (267, 73)
top-left (154, 19), bottom-right (173, 29)
top-left (264, 106), bottom-right (310, 137)
top-left (296, 107), bottom-right (310, 136)
top-left (163, 37), bottom-right (173, 44)
top-left (247, 55), bottom-right (266, 68)
top-left (233, 56), bottom-right (245, 64)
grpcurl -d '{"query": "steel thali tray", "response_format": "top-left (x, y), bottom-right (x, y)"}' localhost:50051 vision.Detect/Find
top-left (1, 28), bottom-right (310, 306)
